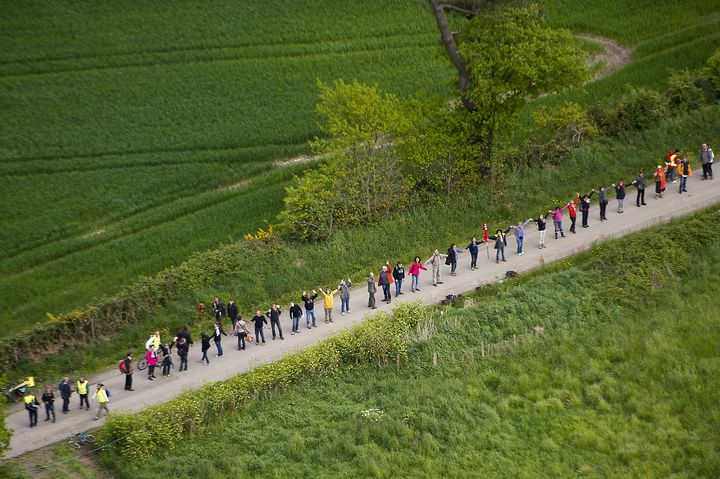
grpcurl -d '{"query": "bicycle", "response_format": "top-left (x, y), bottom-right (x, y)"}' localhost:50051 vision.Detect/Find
top-left (68, 432), bottom-right (95, 449)
top-left (136, 357), bottom-right (147, 371)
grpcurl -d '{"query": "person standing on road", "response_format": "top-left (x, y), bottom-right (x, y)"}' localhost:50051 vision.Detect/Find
top-left (122, 352), bottom-right (134, 390)
top-left (393, 262), bottom-right (405, 296)
top-left (378, 266), bottom-right (391, 303)
top-left (77, 377), bottom-right (90, 410)
top-left (678, 156), bottom-right (692, 193)
top-left (597, 185), bottom-right (611, 221)
top-left (176, 338), bottom-right (189, 371)
top-left (367, 273), bottom-right (377, 309)
top-left (200, 332), bottom-right (211, 363)
top-left (233, 316), bottom-right (250, 348)
top-left (58, 377), bottom-right (72, 414)
top-left (665, 149), bottom-right (679, 183)
top-left (210, 320), bottom-right (228, 354)
top-left (227, 299), bottom-right (239, 330)
top-left (338, 279), bottom-right (352, 315)
top-left (289, 301), bottom-right (303, 334)
top-left (146, 348), bottom-right (158, 379)
top-left (318, 289), bottom-right (338, 323)
top-left (301, 290), bottom-right (318, 329)
top-left (632, 170), bottom-right (647, 207)
top-left (93, 384), bottom-right (109, 421)
top-left (41, 385), bottom-right (56, 423)
top-left (700, 143), bottom-right (714, 180)
top-left (488, 228), bottom-right (510, 263)
top-left (613, 181), bottom-right (626, 213)
top-left (509, 219), bottom-right (532, 255)
top-left (267, 304), bottom-right (284, 339)
top-left (567, 195), bottom-right (580, 233)
top-left (580, 190), bottom-right (595, 228)
top-left (251, 311), bottom-right (268, 345)
top-left (24, 390), bottom-right (39, 427)
top-left (654, 165), bottom-right (667, 199)
top-left (532, 213), bottom-right (548, 248)
top-left (212, 296), bottom-right (226, 324)
top-left (550, 205), bottom-right (568, 239)
top-left (427, 249), bottom-right (447, 287)
top-left (408, 256), bottom-right (426, 292)
top-left (466, 238), bottom-right (480, 270)
top-left (160, 343), bottom-right (173, 377)
top-left (447, 244), bottom-right (464, 276)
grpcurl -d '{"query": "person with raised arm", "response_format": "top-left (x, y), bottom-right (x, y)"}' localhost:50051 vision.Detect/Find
top-left (488, 227), bottom-right (512, 263)
top-left (408, 256), bottom-right (427, 292)
top-left (532, 213), bottom-right (549, 248)
top-left (509, 219), bottom-right (532, 256)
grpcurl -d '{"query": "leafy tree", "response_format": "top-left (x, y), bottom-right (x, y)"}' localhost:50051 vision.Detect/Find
top-left (704, 47), bottom-right (720, 94)
top-left (0, 376), bottom-right (11, 458)
top-left (533, 102), bottom-right (598, 148)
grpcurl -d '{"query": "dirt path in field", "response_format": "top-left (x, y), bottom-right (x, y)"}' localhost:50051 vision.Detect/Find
top-left (579, 34), bottom-right (633, 80)
top-left (6, 173), bottom-right (719, 461)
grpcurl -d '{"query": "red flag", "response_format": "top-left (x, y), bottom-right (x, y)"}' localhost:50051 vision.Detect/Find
top-left (482, 222), bottom-right (489, 243)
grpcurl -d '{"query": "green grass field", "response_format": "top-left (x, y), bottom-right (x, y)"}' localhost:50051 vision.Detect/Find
top-left (88, 215), bottom-right (720, 478)
top-left (1, 0), bottom-right (719, 338)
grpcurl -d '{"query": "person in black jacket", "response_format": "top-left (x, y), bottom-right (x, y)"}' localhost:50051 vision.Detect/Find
top-left (446, 244), bottom-right (464, 276)
top-left (488, 228), bottom-right (511, 263)
top-left (580, 189), bottom-right (595, 228)
top-left (613, 181), bottom-right (626, 213)
top-left (200, 332), bottom-right (211, 364)
top-left (267, 304), bottom-right (284, 340)
top-left (58, 377), bottom-right (72, 414)
top-left (176, 338), bottom-right (189, 371)
top-left (466, 237), bottom-right (480, 270)
top-left (532, 214), bottom-right (548, 249)
top-left (123, 352), bottom-right (134, 390)
top-left (160, 343), bottom-right (173, 377)
top-left (289, 302), bottom-right (303, 335)
top-left (41, 385), bottom-right (56, 423)
top-left (251, 311), bottom-right (268, 345)
top-left (301, 290), bottom-right (318, 329)
top-left (632, 170), bottom-right (647, 207)
top-left (227, 300), bottom-right (239, 330)
top-left (392, 262), bottom-right (405, 297)
top-left (211, 297), bottom-right (226, 323)
top-left (209, 321), bottom-right (227, 357)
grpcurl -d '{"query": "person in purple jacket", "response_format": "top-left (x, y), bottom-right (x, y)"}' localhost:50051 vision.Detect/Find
top-left (550, 205), bottom-right (568, 239)
top-left (509, 219), bottom-right (532, 256)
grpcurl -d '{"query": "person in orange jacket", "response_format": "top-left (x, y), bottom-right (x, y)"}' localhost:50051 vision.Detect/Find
top-left (653, 165), bottom-right (667, 198)
top-left (678, 157), bottom-right (692, 193)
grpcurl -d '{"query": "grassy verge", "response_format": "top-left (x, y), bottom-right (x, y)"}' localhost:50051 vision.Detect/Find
top-left (90, 208), bottom-right (720, 477)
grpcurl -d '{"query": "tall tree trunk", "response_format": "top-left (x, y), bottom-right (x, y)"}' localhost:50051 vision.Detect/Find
top-left (428, 0), bottom-right (475, 112)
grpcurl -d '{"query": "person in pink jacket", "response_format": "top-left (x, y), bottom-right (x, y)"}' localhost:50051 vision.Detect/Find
top-left (407, 256), bottom-right (427, 292)
top-left (550, 204), bottom-right (568, 239)
top-left (145, 349), bottom-right (159, 381)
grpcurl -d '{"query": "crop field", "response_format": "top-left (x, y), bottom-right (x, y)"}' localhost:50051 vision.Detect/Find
top-left (94, 216), bottom-right (720, 478)
top-left (0, 0), bottom-right (454, 334)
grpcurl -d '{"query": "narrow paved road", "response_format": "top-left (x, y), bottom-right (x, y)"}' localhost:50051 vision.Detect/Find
top-left (7, 175), bottom-right (718, 458)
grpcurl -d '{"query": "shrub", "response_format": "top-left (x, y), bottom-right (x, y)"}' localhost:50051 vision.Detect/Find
top-left (703, 47), bottom-right (720, 94)
top-left (666, 69), bottom-right (706, 112)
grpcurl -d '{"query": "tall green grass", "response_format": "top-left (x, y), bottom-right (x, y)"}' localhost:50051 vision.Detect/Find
top-left (96, 215), bottom-right (720, 478)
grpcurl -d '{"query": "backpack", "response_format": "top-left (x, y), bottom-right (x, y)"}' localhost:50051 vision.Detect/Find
top-left (106, 389), bottom-right (112, 398)
top-left (118, 359), bottom-right (128, 374)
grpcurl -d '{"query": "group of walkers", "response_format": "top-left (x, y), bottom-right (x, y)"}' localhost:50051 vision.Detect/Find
top-left (22, 144), bottom-right (713, 429)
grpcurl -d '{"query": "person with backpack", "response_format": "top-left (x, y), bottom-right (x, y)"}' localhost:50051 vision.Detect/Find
top-left (301, 290), bottom-right (318, 329)
top-left (613, 181), bottom-right (626, 213)
top-left (597, 185), bottom-right (611, 221)
top-left (58, 377), bottom-right (72, 414)
top-left (466, 238), bottom-right (480, 270)
top-left (408, 256), bottom-right (427, 292)
top-left (289, 302), bottom-right (303, 334)
top-left (200, 332), bottom-right (211, 363)
top-left (210, 320), bottom-right (228, 355)
top-left (160, 343), bottom-right (173, 377)
top-left (120, 352), bottom-right (133, 391)
top-left (632, 170), bottom-right (647, 207)
top-left (267, 304), bottom-right (284, 339)
top-left (227, 299), bottom-right (239, 330)
top-left (338, 279), bottom-right (352, 315)
top-left (76, 377), bottom-right (90, 410)
top-left (700, 143), bottom-right (714, 180)
top-left (488, 227), bottom-right (511, 263)
top-left (678, 156), bottom-right (692, 193)
top-left (93, 383), bottom-right (110, 421)
top-left (251, 311), bottom-right (268, 345)
top-left (427, 249), bottom-right (447, 287)
top-left (509, 219), bottom-right (532, 256)
top-left (24, 391), bottom-right (39, 427)
top-left (233, 316), bottom-right (251, 348)
top-left (176, 337), bottom-right (189, 371)
top-left (41, 385), bottom-right (56, 423)
top-left (580, 190), bottom-right (595, 228)
top-left (392, 262), bottom-right (405, 296)
top-left (367, 273), bottom-right (377, 309)
top-left (146, 348), bottom-right (159, 379)
top-left (532, 213), bottom-right (548, 248)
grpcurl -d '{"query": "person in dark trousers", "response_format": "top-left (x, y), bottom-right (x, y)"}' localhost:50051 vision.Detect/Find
top-left (367, 273), bottom-right (377, 309)
top-left (532, 213), bottom-right (548, 248)
top-left (597, 185), bottom-right (611, 221)
top-left (378, 266), bottom-right (391, 303)
top-left (200, 332), bottom-right (211, 364)
top-left (289, 302), bottom-right (303, 334)
top-left (24, 391), bottom-right (39, 427)
top-left (267, 304), bottom-right (284, 340)
top-left (567, 195), bottom-right (579, 233)
top-left (210, 321), bottom-right (227, 356)
top-left (252, 311), bottom-right (267, 345)
top-left (580, 190), bottom-right (595, 228)
top-left (227, 300), bottom-right (239, 330)
top-left (160, 343), bottom-right (173, 377)
top-left (447, 244), bottom-right (464, 276)
top-left (58, 377), bottom-right (71, 414)
top-left (488, 227), bottom-right (511, 263)
top-left (632, 170), bottom-right (647, 206)
top-left (77, 377), bottom-right (90, 410)
top-left (700, 143), bottom-right (714, 180)
top-left (613, 181), bottom-right (626, 213)
top-left (41, 385), bottom-right (56, 423)
top-left (678, 156), bottom-right (691, 193)
top-left (211, 296), bottom-right (226, 323)
top-left (176, 338), bottom-right (189, 371)
top-left (338, 278), bottom-right (352, 315)
top-left (176, 325), bottom-right (194, 347)
top-left (392, 262), bottom-right (405, 296)
top-left (301, 290), bottom-right (318, 329)
top-left (146, 349), bottom-right (158, 379)
top-left (123, 352), bottom-right (134, 390)
top-left (233, 316), bottom-right (250, 348)
top-left (467, 237), bottom-right (480, 270)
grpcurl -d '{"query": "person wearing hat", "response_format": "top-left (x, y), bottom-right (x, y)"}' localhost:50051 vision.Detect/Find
top-left (93, 383), bottom-right (110, 420)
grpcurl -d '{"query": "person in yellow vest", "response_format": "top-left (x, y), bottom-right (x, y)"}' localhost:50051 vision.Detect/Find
top-left (24, 390), bottom-right (40, 427)
top-left (145, 330), bottom-right (161, 352)
top-left (93, 383), bottom-right (110, 420)
top-left (678, 156), bottom-right (692, 194)
top-left (76, 376), bottom-right (90, 410)
top-left (318, 287), bottom-right (338, 323)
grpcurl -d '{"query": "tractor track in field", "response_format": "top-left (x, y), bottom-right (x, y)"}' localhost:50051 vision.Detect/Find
top-left (578, 34), bottom-right (633, 80)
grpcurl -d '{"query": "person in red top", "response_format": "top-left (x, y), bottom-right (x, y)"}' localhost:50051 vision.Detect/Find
top-left (654, 165), bottom-right (667, 198)
top-left (567, 195), bottom-right (579, 234)
top-left (408, 256), bottom-right (427, 292)
top-left (145, 349), bottom-right (158, 381)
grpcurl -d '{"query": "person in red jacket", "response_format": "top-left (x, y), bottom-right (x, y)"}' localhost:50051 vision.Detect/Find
top-left (568, 195), bottom-right (579, 234)
top-left (145, 349), bottom-right (158, 380)
top-left (408, 256), bottom-right (427, 292)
